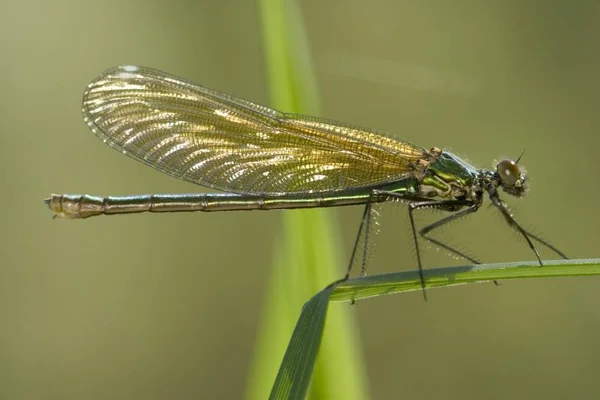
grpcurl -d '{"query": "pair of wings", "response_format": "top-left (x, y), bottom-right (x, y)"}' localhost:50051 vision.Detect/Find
top-left (82, 65), bottom-right (426, 195)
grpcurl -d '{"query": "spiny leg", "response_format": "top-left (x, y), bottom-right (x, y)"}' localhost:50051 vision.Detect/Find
top-left (414, 201), bottom-right (505, 286)
top-left (408, 199), bottom-right (476, 299)
top-left (368, 191), bottom-right (474, 299)
top-left (343, 194), bottom-right (378, 304)
top-left (418, 202), bottom-right (481, 264)
top-left (489, 195), bottom-right (544, 265)
top-left (344, 194), bottom-right (376, 281)
top-left (360, 200), bottom-right (375, 277)
top-left (516, 227), bottom-right (567, 259)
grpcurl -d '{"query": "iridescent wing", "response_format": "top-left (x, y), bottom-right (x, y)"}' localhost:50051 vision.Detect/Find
top-left (82, 66), bottom-right (426, 195)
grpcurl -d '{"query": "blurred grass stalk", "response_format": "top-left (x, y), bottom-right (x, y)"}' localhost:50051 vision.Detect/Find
top-left (246, 0), bottom-right (369, 399)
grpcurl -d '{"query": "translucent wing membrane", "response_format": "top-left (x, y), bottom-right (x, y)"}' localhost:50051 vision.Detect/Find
top-left (83, 65), bottom-right (426, 195)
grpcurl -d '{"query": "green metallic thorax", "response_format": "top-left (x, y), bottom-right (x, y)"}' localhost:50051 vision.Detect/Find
top-left (420, 151), bottom-right (480, 200)
top-left (359, 150), bottom-right (483, 203)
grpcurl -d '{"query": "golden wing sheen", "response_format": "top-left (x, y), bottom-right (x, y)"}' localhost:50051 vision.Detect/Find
top-left (82, 66), bottom-right (425, 195)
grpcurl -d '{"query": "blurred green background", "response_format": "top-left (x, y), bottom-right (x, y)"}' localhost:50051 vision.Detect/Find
top-left (2, 0), bottom-right (600, 399)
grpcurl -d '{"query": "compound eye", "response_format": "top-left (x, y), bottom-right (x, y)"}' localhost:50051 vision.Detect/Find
top-left (496, 159), bottom-right (521, 186)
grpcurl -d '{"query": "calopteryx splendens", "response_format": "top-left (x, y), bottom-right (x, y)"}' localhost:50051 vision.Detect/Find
top-left (45, 66), bottom-right (568, 296)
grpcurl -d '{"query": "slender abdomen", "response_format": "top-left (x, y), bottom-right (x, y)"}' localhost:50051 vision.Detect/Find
top-left (45, 192), bottom-right (374, 219)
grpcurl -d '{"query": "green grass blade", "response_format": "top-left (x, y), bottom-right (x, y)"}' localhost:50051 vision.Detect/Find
top-left (269, 259), bottom-right (600, 399)
top-left (330, 258), bottom-right (600, 302)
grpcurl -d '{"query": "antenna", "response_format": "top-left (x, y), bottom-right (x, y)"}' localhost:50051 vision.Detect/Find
top-left (515, 149), bottom-right (526, 164)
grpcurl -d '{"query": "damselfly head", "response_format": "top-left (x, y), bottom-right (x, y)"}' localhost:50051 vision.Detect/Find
top-left (495, 159), bottom-right (527, 197)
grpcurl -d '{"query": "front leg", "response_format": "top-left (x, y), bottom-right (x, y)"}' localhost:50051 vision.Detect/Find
top-left (488, 195), bottom-right (543, 265)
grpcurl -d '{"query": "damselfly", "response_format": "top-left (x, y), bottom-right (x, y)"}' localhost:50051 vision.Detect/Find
top-left (45, 66), bottom-right (567, 296)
